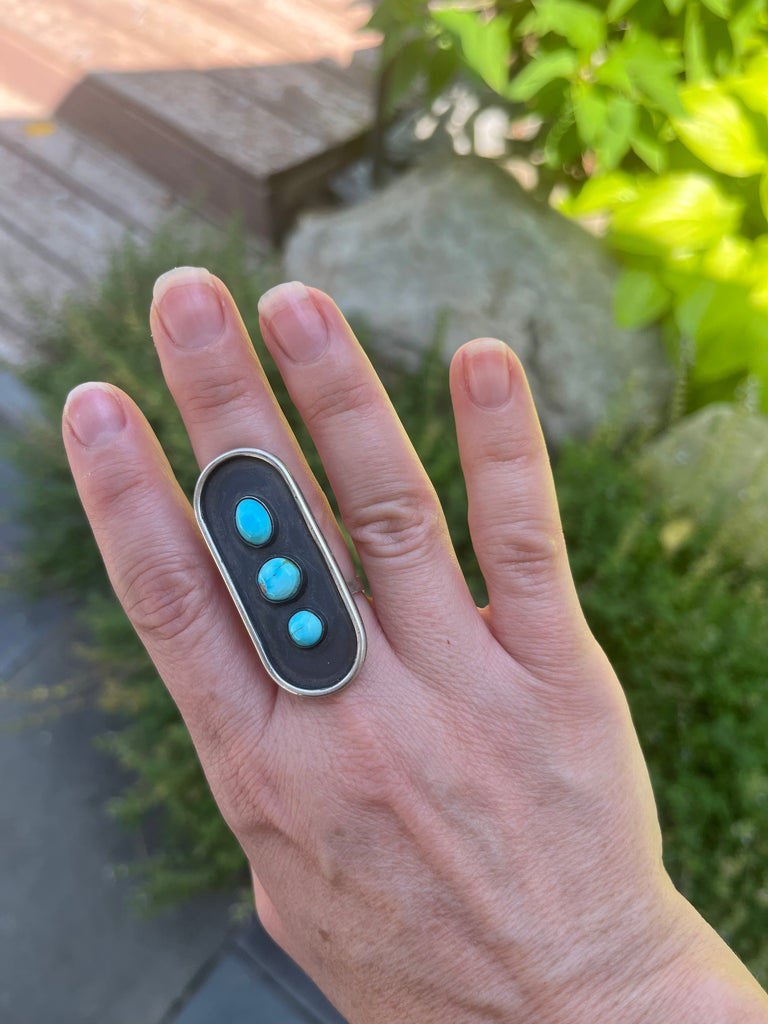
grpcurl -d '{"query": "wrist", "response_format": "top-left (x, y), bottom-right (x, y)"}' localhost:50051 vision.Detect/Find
top-left (648, 895), bottom-right (768, 1024)
top-left (560, 887), bottom-right (768, 1024)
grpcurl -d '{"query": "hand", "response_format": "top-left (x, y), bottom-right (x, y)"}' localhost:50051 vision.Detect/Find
top-left (63, 269), bottom-right (768, 1023)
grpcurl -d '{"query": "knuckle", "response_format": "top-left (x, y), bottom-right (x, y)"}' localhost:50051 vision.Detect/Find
top-left (120, 553), bottom-right (213, 645)
top-left (485, 517), bottom-right (565, 586)
top-left (480, 430), bottom-right (544, 475)
top-left (184, 364), bottom-right (254, 420)
top-left (344, 486), bottom-right (443, 561)
top-left (300, 377), bottom-right (379, 430)
top-left (87, 457), bottom-right (148, 514)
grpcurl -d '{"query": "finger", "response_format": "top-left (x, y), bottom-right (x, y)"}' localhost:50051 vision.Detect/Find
top-left (149, 267), bottom-right (354, 583)
top-left (257, 282), bottom-right (479, 656)
top-left (62, 381), bottom-right (275, 754)
top-left (449, 339), bottom-right (592, 675)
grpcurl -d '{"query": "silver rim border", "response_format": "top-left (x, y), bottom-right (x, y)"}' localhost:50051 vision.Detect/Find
top-left (193, 448), bottom-right (367, 697)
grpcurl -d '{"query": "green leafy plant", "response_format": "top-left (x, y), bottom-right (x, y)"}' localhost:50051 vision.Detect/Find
top-left (369, 0), bottom-right (768, 413)
top-left (8, 221), bottom-right (768, 984)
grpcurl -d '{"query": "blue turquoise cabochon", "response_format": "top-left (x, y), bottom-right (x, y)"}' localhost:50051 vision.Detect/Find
top-left (257, 557), bottom-right (302, 602)
top-left (288, 609), bottom-right (325, 647)
top-left (235, 497), bottom-right (274, 546)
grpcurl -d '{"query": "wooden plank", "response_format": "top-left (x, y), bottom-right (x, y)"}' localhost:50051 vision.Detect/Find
top-left (57, 75), bottom-right (275, 237)
top-left (0, 25), bottom-right (79, 113)
top-left (0, 319), bottom-right (31, 366)
top-left (0, 0), bottom-right (165, 71)
top-left (0, 0), bottom-right (369, 72)
top-left (206, 61), bottom-right (373, 146)
top-left (0, 120), bottom-right (178, 235)
top-left (0, 141), bottom-right (135, 281)
top-left (181, 0), bottom-right (376, 61)
top-left (73, 69), bottom-right (325, 175)
top-left (57, 63), bottom-right (373, 239)
top-left (0, 84), bottom-right (44, 119)
top-left (0, 218), bottom-right (83, 363)
top-left (57, 0), bottom-right (286, 68)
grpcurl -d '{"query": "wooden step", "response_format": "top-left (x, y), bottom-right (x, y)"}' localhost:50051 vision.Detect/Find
top-left (0, 1), bottom-right (379, 242)
top-left (0, 118), bottom-right (182, 363)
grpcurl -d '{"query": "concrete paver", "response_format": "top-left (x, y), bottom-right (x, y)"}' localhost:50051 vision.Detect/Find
top-left (0, 445), bottom-right (234, 1024)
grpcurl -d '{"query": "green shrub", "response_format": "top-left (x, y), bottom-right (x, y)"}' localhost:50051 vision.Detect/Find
top-left (370, 0), bottom-right (768, 414)
top-left (8, 220), bottom-right (768, 983)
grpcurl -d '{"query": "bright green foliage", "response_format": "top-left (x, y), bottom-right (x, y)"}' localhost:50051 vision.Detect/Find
top-left (369, 0), bottom-right (768, 412)
top-left (9, 224), bottom-right (768, 983)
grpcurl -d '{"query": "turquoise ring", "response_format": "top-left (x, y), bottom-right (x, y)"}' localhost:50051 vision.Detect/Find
top-left (193, 449), bottom-right (367, 696)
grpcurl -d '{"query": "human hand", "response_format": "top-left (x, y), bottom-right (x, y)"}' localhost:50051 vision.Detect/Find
top-left (62, 269), bottom-right (768, 1023)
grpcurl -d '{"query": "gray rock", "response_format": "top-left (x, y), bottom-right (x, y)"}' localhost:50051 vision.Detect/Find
top-left (284, 157), bottom-right (671, 443)
top-left (637, 404), bottom-right (768, 569)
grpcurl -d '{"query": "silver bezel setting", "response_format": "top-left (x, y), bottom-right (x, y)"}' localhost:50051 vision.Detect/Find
top-left (193, 448), bottom-right (367, 697)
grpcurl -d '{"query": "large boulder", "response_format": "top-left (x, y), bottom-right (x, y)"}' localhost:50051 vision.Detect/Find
top-left (637, 404), bottom-right (768, 570)
top-left (285, 157), bottom-right (671, 443)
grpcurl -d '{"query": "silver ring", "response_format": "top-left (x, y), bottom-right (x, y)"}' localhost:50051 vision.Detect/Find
top-left (194, 448), bottom-right (367, 697)
top-left (346, 575), bottom-right (366, 596)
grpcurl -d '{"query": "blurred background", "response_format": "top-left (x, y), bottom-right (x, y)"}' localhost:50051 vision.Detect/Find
top-left (1, 1), bottom-right (767, 1022)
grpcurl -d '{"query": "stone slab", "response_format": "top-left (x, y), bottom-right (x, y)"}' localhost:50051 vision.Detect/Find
top-left (637, 403), bottom-right (768, 570)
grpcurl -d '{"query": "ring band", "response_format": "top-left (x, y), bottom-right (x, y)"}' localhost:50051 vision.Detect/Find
top-left (346, 575), bottom-right (366, 596)
top-left (194, 449), bottom-right (367, 697)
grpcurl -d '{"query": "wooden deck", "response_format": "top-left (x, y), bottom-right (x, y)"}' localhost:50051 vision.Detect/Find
top-left (0, 0), bottom-right (378, 363)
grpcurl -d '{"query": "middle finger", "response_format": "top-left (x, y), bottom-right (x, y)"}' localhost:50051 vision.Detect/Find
top-left (257, 282), bottom-right (479, 654)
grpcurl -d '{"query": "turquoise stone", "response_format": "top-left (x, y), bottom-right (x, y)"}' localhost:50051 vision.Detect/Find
top-left (257, 557), bottom-right (302, 602)
top-left (235, 498), bottom-right (273, 546)
top-left (288, 609), bottom-right (324, 648)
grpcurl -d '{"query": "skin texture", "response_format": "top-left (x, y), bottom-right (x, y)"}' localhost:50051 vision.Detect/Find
top-left (62, 269), bottom-right (768, 1023)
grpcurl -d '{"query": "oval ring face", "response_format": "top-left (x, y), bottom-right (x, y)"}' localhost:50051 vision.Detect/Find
top-left (193, 449), bottom-right (366, 696)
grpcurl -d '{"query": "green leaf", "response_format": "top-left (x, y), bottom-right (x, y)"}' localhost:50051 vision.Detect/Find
top-left (543, 108), bottom-right (577, 167)
top-left (620, 31), bottom-right (686, 117)
top-left (611, 173), bottom-right (744, 252)
top-left (425, 47), bottom-right (461, 102)
top-left (385, 38), bottom-right (430, 112)
top-left (700, 0), bottom-right (731, 16)
top-left (606, 0), bottom-right (639, 19)
top-left (594, 47), bottom-right (634, 92)
top-left (430, 9), bottom-right (512, 95)
top-left (730, 55), bottom-right (768, 116)
top-left (518, 0), bottom-right (606, 53)
top-left (595, 95), bottom-right (638, 170)
top-left (507, 49), bottom-right (579, 101)
top-left (572, 82), bottom-right (608, 146)
top-left (630, 130), bottom-right (668, 173)
top-left (614, 268), bottom-right (672, 328)
top-left (664, 0), bottom-right (687, 13)
top-left (673, 83), bottom-right (767, 177)
top-left (761, 175), bottom-right (768, 225)
top-left (680, 282), bottom-right (756, 381)
top-left (701, 235), bottom-right (753, 281)
top-left (684, 1), bottom-right (710, 81)
top-left (729, 0), bottom-right (767, 58)
top-left (559, 171), bottom-right (638, 216)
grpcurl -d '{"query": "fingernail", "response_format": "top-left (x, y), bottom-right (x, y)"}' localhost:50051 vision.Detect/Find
top-left (464, 339), bottom-right (513, 410)
top-left (153, 266), bottom-right (225, 350)
top-left (258, 282), bottom-right (328, 363)
top-left (65, 382), bottom-right (126, 447)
